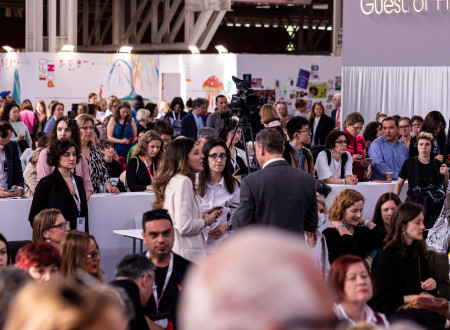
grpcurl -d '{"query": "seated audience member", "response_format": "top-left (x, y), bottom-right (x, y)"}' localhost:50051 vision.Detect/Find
top-left (206, 95), bottom-right (229, 135)
top-left (30, 139), bottom-right (89, 231)
top-left (369, 117), bottom-right (409, 180)
top-left (142, 209), bottom-right (192, 329)
top-left (165, 97), bottom-right (187, 137)
top-left (375, 112), bottom-right (387, 123)
top-left (32, 208), bottom-right (70, 247)
top-left (180, 97), bottom-right (208, 140)
top-left (39, 100), bottom-right (57, 133)
top-left (197, 127), bottom-right (216, 151)
top-left (275, 101), bottom-right (289, 118)
top-left (77, 102), bottom-right (89, 116)
top-left (107, 102), bottom-right (137, 158)
top-left (0, 233), bottom-right (8, 267)
top-left (76, 114), bottom-right (119, 194)
top-left (371, 192), bottom-right (402, 240)
top-left (37, 116), bottom-right (93, 200)
top-left (328, 255), bottom-right (389, 328)
top-left (43, 102), bottom-right (64, 134)
top-left (372, 202), bottom-right (449, 329)
top-left (233, 129), bottom-right (318, 234)
top-left (126, 131), bottom-right (163, 192)
top-left (4, 280), bottom-right (129, 330)
top-left (2, 103), bottom-right (32, 156)
top-left (198, 138), bottom-right (240, 251)
top-left (96, 98), bottom-right (107, 124)
top-left (0, 268), bottom-right (32, 329)
top-left (315, 130), bottom-right (357, 185)
top-left (331, 93), bottom-right (341, 129)
top-left (308, 102), bottom-right (334, 147)
top-left (362, 121), bottom-right (382, 149)
top-left (0, 121), bottom-right (24, 198)
top-left (343, 112), bottom-right (370, 181)
top-left (20, 131), bottom-right (48, 166)
top-left (126, 129), bottom-right (149, 163)
top-left (394, 132), bottom-right (448, 229)
top-left (15, 242), bottom-right (61, 283)
top-left (179, 228), bottom-right (337, 330)
top-left (259, 104), bottom-right (283, 136)
top-left (283, 116), bottom-right (314, 175)
top-left (136, 109), bottom-right (151, 136)
top-left (59, 230), bottom-right (103, 281)
top-left (102, 97), bottom-right (121, 137)
top-left (409, 111), bottom-right (446, 162)
top-left (411, 115), bottom-right (424, 137)
top-left (323, 189), bottom-right (384, 264)
top-left (112, 254), bottom-right (157, 330)
top-left (100, 140), bottom-right (123, 178)
top-left (23, 148), bottom-right (43, 196)
top-left (34, 99), bottom-right (46, 122)
top-left (153, 120), bottom-right (174, 149)
top-left (218, 120), bottom-right (249, 176)
top-left (293, 98), bottom-right (308, 118)
top-left (304, 194), bottom-right (330, 279)
top-left (399, 116), bottom-right (413, 150)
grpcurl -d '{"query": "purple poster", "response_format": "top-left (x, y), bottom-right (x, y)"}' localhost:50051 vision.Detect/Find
top-left (296, 69), bottom-right (310, 89)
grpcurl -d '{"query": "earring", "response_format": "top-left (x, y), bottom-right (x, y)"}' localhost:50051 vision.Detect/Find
top-left (402, 231), bottom-right (405, 235)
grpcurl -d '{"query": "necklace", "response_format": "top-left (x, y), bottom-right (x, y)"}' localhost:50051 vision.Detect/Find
top-left (418, 155), bottom-right (430, 164)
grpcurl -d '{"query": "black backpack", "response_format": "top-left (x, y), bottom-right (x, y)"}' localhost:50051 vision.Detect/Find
top-left (325, 149), bottom-right (348, 179)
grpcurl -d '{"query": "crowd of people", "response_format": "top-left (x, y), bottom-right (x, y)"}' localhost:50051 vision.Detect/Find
top-left (0, 88), bottom-right (450, 329)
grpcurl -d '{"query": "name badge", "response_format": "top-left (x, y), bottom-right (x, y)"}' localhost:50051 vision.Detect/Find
top-left (154, 319), bottom-right (168, 328)
top-left (77, 217), bottom-right (86, 232)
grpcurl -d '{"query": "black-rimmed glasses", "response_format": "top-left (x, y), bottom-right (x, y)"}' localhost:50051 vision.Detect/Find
top-left (48, 221), bottom-right (70, 230)
top-left (335, 140), bottom-right (348, 145)
top-left (86, 249), bottom-right (100, 260)
top-left (208, 153), bottom-right (226, 161)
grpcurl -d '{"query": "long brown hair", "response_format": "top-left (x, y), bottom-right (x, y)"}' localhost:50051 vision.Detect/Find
top-left (384, 202), bottom-right (426, 258)
top-left (152, 138), bottom-right (197, 209)
top-left (32, 209), bottom-right (62, 243)
top-left (133, 130), bottom-right (164, 165)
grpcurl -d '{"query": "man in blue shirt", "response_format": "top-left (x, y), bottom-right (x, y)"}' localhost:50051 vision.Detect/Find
top-left (369, 116), bottom-right (409, 180)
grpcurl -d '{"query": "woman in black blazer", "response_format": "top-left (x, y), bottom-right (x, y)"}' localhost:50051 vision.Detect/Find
top-left (308, 102), bottom-right (334, 147)
top-left (126, 131), bottom-right (164, 191)
top-left (29, 139), bottom-right (88, 232)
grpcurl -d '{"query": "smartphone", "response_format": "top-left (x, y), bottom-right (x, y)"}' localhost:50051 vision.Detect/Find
top-left (8, 188), bottom-right (18, 192)
top-left (208, 206), bottom-right (223, 215)
top-left (365, 158), bottom-right (373, 162)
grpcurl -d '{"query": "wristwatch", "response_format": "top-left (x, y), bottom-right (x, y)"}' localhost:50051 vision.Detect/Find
top-left (227, 222), bottom-right (232, 231)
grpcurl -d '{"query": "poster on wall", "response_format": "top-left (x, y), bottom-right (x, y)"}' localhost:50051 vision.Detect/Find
top-left (296, 69), bottom-right (310, 89)
top-left (308, 82), bottom-right (327, 98)
top-left (0, 53), bottom-right (35, 104)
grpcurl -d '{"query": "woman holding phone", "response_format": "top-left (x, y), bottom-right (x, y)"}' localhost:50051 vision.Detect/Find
top-left (1, 103), bottom-right (32, 157)
top-left (343, 112), bottom-right (370, 181)
top-left (107, 102), bottom-right (137, 158)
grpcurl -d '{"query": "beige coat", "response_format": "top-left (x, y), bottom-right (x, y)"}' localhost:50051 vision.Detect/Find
top-left (164, 174), bottom-right (206, 263)
top-left (23, 162), bottom-right (38, 196)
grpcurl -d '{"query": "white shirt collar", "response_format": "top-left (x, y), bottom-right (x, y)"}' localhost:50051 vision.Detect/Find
top-left (262, 157), bottom-right (286, 169)
top-left (206, 176), bottom-right (225, 188)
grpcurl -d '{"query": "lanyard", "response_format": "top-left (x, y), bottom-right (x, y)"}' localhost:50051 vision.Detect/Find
top-left (140, 157), bottom-right (155, 181)
top-left (172, 112), bottom-right (179, 120)
top-left (230, 148), bottom-right (237, 170)
top-left (153, 253), bottom-right (173, 313)
top-left (64, 174), bottom-right (81, 215)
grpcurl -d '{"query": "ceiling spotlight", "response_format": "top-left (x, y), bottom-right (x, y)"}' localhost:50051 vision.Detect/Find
top-left (245, 23), bottom-right (250, 27)
top-left (227, 23), bottom-right (234, 27)
top-left (235, 23), bottom-right (241, 27)
top-left (215, 45), bottom-right (228, 54)
top-left (2, 46), bottom-right (14, 53)
top-left (189, 45), bottom-right (200, 54)
top-left (60, 45), bottom-right (75, 52)
top-left (119, 46), bottom-right (133, 54)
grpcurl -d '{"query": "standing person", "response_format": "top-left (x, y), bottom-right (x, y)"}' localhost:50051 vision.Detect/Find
top-left (126, 131), bottom-right (163, 192)
top-left (259, 104), bottom-right (283, 136)
top-left (232, 129), bottom-right (318, 235)
top-left (29, 139), bottom-right (89, 231)
top-left (394, 132), bottom-right (448, 228)
top-left (88, 92), bottom-right (99, 113)
top-left (136, 109), bottom-right (151, 136)
top-left (363, 121), bottom-right (382, 150)
top-left (411, 115), bottom-right (424, 137)
top-left (19, 99), bottom-right (39, 138)
top-left (282, 116), bottom-right (314, 176)
top-left (153, 120), bottom-right (174, 150)
top-left (43, 102), bottom-right (64, 134)
top-left (372, 202), bottom-right (449, 329)
top-left (218, 121), bottom-right (249, 176)
top-left (103, 97), bottom-right (121, 137)
top-left (1, 103), bottom-right (32, 155)
top-left (275, 101), bottom-right (290, 118)
top-left (343, 112), bottom-right (370, 181)
top-left (158, 100), bottom-right (171, 120)
top-left (180, 98), bottom-right (208, 140)
top-left (206, 95), bottom-right (229, 135)
top-left (107, 102), bottom-right (137, 158)
top-left (144, 103), bottom-right (158, 131)
top-left (165, 97), bottom-right (187, 137)
top-left (0, 121), bottom-right (24, 198)
top-left (331, 93), bottom-right (342, 129)
top-left (152, 138), bottom-right (222, 263)
top-left (369, 116), bottom-right (409, 180)
top-left (0, 233), bottom-right (8, 267)
top-left (141, 209), bottom-right (192, 330)
top-left (293, 98), bottom-right (308, 118)
top-left (32, 208), bottom-right (70, 248)
top-left (399, 117), bottom-right (413, 150)
top-left (308, 102), bottom-right (334, 147)
top-left (76, 114), bottom-right (119, 194)
top-left (198, 138), bottom-right (240, 251)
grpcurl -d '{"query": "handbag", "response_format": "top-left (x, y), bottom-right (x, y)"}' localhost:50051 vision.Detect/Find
top-left (315, 179), bottom-right (332, 197)
top-left (12, 129), bottom-right (29, 152)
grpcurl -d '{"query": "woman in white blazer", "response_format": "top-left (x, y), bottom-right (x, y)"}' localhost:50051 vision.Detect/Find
top-left (152, 138), bottom-right (222, 263)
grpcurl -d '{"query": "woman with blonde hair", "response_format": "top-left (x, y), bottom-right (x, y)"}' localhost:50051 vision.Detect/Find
top-left (77, 114), bottom-right (119, 194)
top-left (259, 104), bottom-right (283, 137)
top-left (58, 230), bottom-right (103, 281)
top-left (32, 209), bottom-right (70, 248)
top-left (126, 130), bottom-right (163, 191)
top-left (323, 189), bottom-right (384, 264)
top-left (157, 99), bottom-right (171, 119)
top-left (152, 138), bottom-right (222, 262)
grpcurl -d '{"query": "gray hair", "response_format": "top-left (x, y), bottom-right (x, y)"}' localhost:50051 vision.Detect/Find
top-left (197, 127), bottom-right (216, 142)
top-left (136, 109), bottom-right (150, 122)
top-left (115, 254), bottom-right (155, 280)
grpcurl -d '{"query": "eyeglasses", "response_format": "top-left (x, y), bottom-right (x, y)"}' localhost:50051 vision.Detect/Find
top-left (208, 153), bottom-right (226, 160)
top-left (297, 129), bottom-right (311, 134)
top-left (86, 249), bottom-right (100, 260)
top-left (351, 125), bottom-right (364, 131)
top-left (48, 221), bottom-right (70, 230)
top-left (399, 125), bottom-right (411, 130)
top-left (335, 140), bottom-right (348, 145)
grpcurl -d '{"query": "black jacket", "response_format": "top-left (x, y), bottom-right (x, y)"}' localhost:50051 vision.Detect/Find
top-left (309, 114), bottom-right (334, 146)
top-left (28, 168), bottom-right (88, 231)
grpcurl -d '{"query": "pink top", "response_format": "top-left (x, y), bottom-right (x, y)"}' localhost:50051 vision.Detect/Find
top-left (19, 110), bottom-right (39, 135)
top-left (36, 147), bottom-right (94, 192)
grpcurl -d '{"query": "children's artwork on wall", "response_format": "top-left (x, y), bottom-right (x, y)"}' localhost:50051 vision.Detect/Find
top-left (335, 76), bottom-right (342, 90)
top-left (308, 82), bottom-right (327, 99)
top-left (202, 75), bottom-right (224, 110)
top-left (311, 64), bottom-right (319, 80)
top-left (296, 69), bottom-right (310, 89)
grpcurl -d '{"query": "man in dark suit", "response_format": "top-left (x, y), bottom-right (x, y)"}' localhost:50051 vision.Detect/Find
top-left (331, 92), bottom-right (341, 129)
top-left (180, 98), bottom-right (208, 140)
top-left (0, 121), bottom-right (23, 198)
top-left (206, 95), bottom-right (229, 135)
top-left (233, 129), bottom-right (318, 235)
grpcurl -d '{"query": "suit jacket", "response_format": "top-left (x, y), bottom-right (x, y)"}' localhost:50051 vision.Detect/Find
top-left (331, 108), bottom-right (340, 129)
top-left (4, 140), bottom-right (24, 190)
top-left (310, 114), bottom-right (334, 146)
top-left (232, 159), bottom-right (318, 235)
top-left (180, 113), bottom-right (207, 140)
top-left (29, 168), bottom-right (88, 231)
top-left (206, 111), bottom-right (224, 135)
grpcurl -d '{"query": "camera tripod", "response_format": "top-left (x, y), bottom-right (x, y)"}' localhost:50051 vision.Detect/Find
top-left (228, 118), bottom-right (259, 175)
